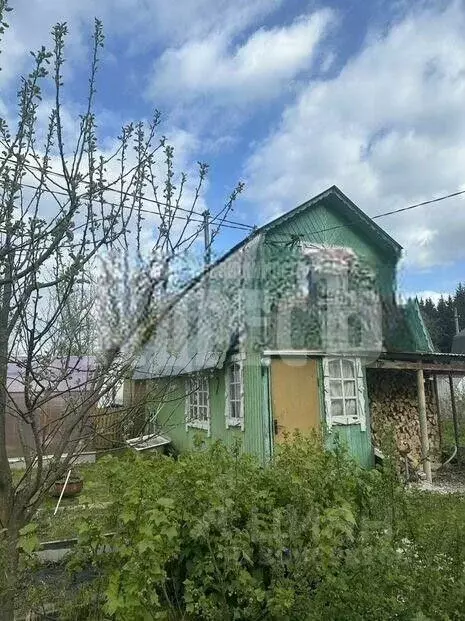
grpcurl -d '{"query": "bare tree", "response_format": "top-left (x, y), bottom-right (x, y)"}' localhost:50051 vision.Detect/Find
top-left (0, 4), bottom-right (242, 617)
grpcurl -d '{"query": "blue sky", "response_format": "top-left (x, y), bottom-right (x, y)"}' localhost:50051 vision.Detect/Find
top-left (2, 0), bottom-right (465, 302)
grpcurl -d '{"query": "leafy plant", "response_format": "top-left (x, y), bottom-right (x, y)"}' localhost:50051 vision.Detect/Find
top-left (58, 436), bottom-right (465, 620)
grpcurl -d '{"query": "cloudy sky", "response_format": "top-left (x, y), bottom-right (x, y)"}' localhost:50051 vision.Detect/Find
top-left (2, 0), bottom-right (465, 301)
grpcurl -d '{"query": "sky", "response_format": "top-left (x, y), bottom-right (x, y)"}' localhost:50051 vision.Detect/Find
top-left (2, 0), bottom-right (465, 302)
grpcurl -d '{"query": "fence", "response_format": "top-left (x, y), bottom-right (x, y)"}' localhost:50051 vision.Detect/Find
top-left (93, 406), bottom-right (125, 451)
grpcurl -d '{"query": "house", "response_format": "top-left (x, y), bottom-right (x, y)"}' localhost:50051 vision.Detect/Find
top-left (129, 186), bottom-right (465, 476)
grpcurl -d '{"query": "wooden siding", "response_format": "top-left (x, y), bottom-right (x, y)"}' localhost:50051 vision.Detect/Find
top-left (5, 392), bottom-right (96, 458)
top-left (270, 358), bottom-right (320, 441)
top-left (326, 425), bottom-right (373, 468)
top-left (142, 353), bottom-right (267, 461)
top-left (264, 200), bottom-right (397, 297)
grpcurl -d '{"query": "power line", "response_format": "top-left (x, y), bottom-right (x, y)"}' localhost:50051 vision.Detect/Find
top-left (372, 189), bottom-right (465, 219)
top-left (6, 155), bottom-right (465, 241)
top-left (287, 188), bottom-right (465, 239)
top-left (1, 156), bottom-right (254, 231)
top-left (8, 180), bottom-right (253, 233)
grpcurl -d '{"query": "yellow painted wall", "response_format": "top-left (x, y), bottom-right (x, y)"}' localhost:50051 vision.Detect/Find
top-left (270, 358), bottom-right (320, 441)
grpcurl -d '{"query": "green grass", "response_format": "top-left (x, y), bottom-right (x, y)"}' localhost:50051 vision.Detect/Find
top-left (13, 462), bottom-right (111, 541)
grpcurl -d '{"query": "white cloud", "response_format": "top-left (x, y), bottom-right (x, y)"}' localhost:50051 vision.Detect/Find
top-left (148, 10), bottom-right (334, 106)
top-left (0, 0), bottom-right (283, 87)
top-left (118, 0), bottom-right (283, 50)
top-left (245, 1), bottom-right (465, 268)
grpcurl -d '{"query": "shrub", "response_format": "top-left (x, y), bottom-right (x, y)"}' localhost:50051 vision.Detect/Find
top-left (66, 436), bottom-right (465, 620)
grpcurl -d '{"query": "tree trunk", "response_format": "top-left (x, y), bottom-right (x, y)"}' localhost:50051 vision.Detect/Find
top-left (0, 526), bottom-right (20, 621)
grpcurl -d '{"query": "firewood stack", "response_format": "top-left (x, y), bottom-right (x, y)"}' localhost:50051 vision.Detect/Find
top-left (367, 369), bottom-right (440, 468)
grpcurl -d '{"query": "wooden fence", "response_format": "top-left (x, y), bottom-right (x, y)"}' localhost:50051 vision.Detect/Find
top-left (93, 406), bottom-right (126, 451)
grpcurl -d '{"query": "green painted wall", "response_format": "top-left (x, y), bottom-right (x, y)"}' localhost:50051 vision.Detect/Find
top-left (264, 200), bottom-right (397, 298)
top-left (146, 352), bottom-right (267, 461)
top-left (326, 425), bottom-right (373, 468)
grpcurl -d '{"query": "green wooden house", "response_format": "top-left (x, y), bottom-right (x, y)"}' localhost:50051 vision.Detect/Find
top-left (128, 186), bottom-right (465, 470)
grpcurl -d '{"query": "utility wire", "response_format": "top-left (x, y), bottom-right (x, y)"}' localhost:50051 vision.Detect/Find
top-left (5, 156), bottom-right (465, 239)
top-left (268, 188), bottom-right (465, 241)
top-left (10, 180), bottom-right (253, 233)
top-left (372, 189), bottom-right (465, 219)
top-left (1, 156), bottom-right (254, 230)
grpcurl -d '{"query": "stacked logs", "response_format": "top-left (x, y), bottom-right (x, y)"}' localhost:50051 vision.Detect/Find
top-left (367, 369), bottom-right (440, 467)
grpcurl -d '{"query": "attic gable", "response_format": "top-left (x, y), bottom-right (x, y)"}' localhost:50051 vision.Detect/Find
top-left (261, 186), bottom-right (402, 261)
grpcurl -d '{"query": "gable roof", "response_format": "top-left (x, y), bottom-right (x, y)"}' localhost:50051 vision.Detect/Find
top-left (135, 188), bottom-right (419, 378)
top-left (176, 185), bottom-right (402, 303)
top-left (260, 185), bottom-right (402, 258)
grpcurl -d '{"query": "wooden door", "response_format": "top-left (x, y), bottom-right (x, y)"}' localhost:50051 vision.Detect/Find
top-left (270, 358), bottom-right (320, 441)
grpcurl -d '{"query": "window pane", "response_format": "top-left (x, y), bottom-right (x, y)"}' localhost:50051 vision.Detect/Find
top-left (341, 359), bottom-right (355, 378)
top-left (344, 381), bottom-right (356, 397)
top-left (346, 399), bottom-right (357, 417)
top-left (188, 374), bottom-right (209, 423)
top-left (328, 360), bottom-right (341, 377)
top-left (331, 400), bottom-right (343, 417)
top-left (228, 360), bottom-right (243, 423)
top-left (330, 381), bottom-right (343, 397)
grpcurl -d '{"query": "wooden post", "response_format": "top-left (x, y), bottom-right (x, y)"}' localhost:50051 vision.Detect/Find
top-left (433, 375), bottom-right (443, 451)
top-left (449, 373), bottom-right (460, 451)
top-left (417, 369), bottom-right (432, 483)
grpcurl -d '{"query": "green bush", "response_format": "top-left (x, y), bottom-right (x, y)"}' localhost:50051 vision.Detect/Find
top-left (66, 436), bottom-right (465, 620)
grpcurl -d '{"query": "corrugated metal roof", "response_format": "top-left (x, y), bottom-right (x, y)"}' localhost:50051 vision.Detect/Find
top-left (380, 350), bottom-right (465, 362)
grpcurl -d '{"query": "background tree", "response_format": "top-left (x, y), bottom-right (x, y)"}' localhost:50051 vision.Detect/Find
top-left (0, 4), bottom-right (242, 617)
top-left (419, 285), bottom-right (465, 352)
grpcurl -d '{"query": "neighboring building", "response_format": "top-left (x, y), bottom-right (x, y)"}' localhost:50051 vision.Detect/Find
top-left (129, 186), bottom-right (465, 471)
top-left (6, 357), bottom-right (96, 458)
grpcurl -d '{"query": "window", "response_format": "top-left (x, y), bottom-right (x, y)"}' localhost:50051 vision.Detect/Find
top-left (323, 358), bottom-right (366, 429)
top-left (226, 354), bottom-right (244, 429)
top-left (185, 374), bottom-right (210, 433)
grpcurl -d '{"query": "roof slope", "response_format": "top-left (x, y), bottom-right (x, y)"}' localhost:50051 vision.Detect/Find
top-left (172, 185), bottom-right (402, 302)
top-left (135, 187), bottom-right (412, 377)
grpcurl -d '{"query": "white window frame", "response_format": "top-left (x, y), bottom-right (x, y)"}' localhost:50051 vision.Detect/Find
top-left (322, 357), bottom-right (366, 431)
top-left (185, 373), bottom-right (210, 435)
top-left (225, 353), bottom-right (245, 430)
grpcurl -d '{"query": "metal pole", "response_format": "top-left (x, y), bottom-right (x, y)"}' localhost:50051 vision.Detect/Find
top-left (455, 306), bottom-right (460, 335)
top-left (203, 210), bottom-right (211, 266)
top-left (417, 369), bottom-right (432, 483)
